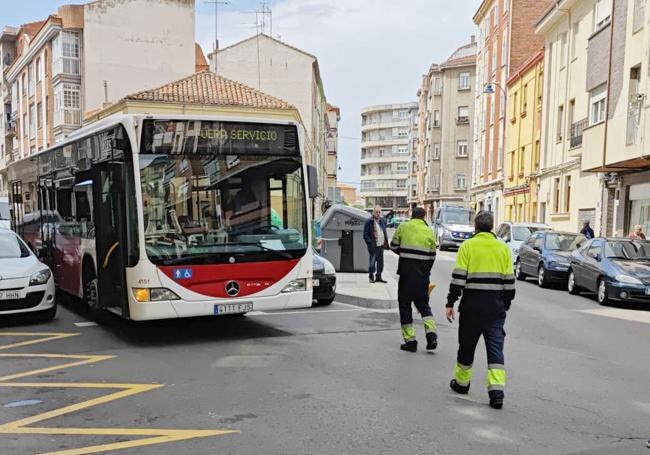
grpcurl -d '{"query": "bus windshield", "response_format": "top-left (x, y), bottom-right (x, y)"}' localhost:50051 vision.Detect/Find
top-left (442, 208), bottom-right (475, 225)
top-left (139, 120), bottom-right (308, 265)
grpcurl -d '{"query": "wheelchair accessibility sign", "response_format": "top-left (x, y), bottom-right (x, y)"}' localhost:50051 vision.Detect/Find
top-left (173, 268), bottom-right (193, 280)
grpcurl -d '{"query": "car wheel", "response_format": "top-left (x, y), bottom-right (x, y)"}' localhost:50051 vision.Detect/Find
top-left (537, 264), bottom-right (548, 288)
top-left (38, 305), bottom-right (57, 322)
top-left (317, 297), bottom-right (334, 306)
top-left (597, 278), bottom-right (609, 306)
top-left (567, 270), bottom-right (580, 295)
top-left (515, 260), bottom-right (526, 281)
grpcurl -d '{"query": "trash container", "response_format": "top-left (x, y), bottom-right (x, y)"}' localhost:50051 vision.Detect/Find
top-left (320, 204), bottom-right (371, 272)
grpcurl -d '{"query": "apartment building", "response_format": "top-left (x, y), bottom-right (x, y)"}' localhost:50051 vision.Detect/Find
top-left (536, 0), bottom-right (606, 232)
top-left (416, 39), bottom-right (477, 220)
top-left (0, 26), bottom-right (19, 197)
top-left (210, 34), bottom-right (337, 216)
top-left (580, 0), bottom-right (649, 237)
top-left (326, 104), bottom-right (341, 203)
top-left (407, 104), bottom-right (420, 208)
top-left (360, 103), bottom-right (418, 212)
top-left (504, 48), bottom-right (544, 223)
top-left (0, 0), bottom-right (196, 195)
top-left (472, 0), bottom-right (551, 223)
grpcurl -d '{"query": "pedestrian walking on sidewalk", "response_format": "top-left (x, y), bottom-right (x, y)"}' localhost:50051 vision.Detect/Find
top-left (363, 206), bottom-right (389, 283)
top-left (446, 211), bottom-right (515, 409)
top-left (390, 207), bottom-right (438, 353)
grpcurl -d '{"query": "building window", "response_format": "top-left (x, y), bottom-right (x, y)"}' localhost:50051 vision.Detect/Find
top-left (433, 143), bottom-right (440, 160)
top-left (522, 85), bottom-right (528, 114)
top-left (433, 110), bottom-right (440, 127)
top-left (455, 173), bottom-right (467, 190)
top-left (590, 85), bottom-right (607, 125)
top-left (633, 0), bottom-right (645, 32)
top-left (564, 175), bottom-right (572, 212)
top-left (502, 29), bottom-right (508, 71)
top-left (508, 150), bottom-right (515, 180)
top-left (459, 72), bottom-right (470, 90)
top-left (22, 113), bottom-right (27, 138)
top-left (534, 140), bottom-right (540, 170)
top-left (53, 31), bottom-right (81, 75)
top-left (37, 102), bottom-right (43, 129)
top-left (397, 145), bottom-right (409, 154)
top-left (36, 57), bottom-right (42, 82)
top-left (29, 104), bottom-right (35, 139)
top-left (571, 22), bottom-right (580, 59)
top-left (511, 91), bottom-right (518, 120)
top-left (21, 73), bottom-right (26, 96)
top-left (594, 0), bottom-right (612, 31)
top-left (398, 110), bottom-right (409, 119)
top-left (28, 64), bottom-right (35, 96)
top-left (560, 32), bottom-right (568, 68)
top-left (53, 82), bottom-right (81, 126)
top-left (519, 146), bottom-right (525, 175)
top-left (397, 128), bottom-right (409, 138)
top-left (557, 105), bottom-right (565, 142)
top-left (396, 180), bottom-right (406, 189)
top-left (396, 163), bottom-right (408, 172)
top-left (457, 140), bottom-right (468, 157)
top-left (457, 106), bottom-right (469, 124)
top-left (554, 177), bottom-right (561, 213)
top-left (433, 77), bottom-right (442, 95)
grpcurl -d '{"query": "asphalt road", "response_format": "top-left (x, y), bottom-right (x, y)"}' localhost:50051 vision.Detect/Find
top-left (1, 251), bottom-right (649, 455)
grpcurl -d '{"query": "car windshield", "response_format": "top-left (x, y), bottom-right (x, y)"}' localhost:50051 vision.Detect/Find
top-left (605, 240), bottom-right (650, 260)
top-left (512, 226), bottom-right (546, 241)
top-left (442, 209), bottom-right (475, 225)
top-left (0, 201), bottom-right (9, 220)
top-left (0, 232), bottom-right (30, 259)
top-left (544, 233), bottom-right (582, 251)
top-left (139, 120), bottom-right (307, 265)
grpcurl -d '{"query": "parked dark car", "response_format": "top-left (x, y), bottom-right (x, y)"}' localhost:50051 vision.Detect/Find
top-left (313, 249), bottom-right (336, 305)
top-left (516, 231), bottom-right (586, 288)
top-left (567, 238), bottom-right (650, 305)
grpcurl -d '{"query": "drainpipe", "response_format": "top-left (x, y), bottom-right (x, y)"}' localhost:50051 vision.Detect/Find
top-left (600, 0), bottom-right (616, 236)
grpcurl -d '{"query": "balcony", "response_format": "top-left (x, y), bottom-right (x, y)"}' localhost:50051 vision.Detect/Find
top-left (53, 108), bottom-right (81, 128)
top-left (456, 116), bottom-right (470, 125)
top-left (4, 116), bottom-right (15, 137)
top-left (569, 118), bottom-right (587, 149)
top-left (53, 57), bottom-right (81, 78)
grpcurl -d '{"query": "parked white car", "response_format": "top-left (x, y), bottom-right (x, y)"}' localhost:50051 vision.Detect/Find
top-left (0, 229), bottom-right (56, 321)
top-left (0, 197), bottom-right (10, 230)
top-left (496, 221), bottom-right (551, 263)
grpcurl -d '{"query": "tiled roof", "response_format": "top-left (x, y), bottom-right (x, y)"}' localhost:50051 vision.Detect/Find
top-left (124, 70), bottom-right (295, 110)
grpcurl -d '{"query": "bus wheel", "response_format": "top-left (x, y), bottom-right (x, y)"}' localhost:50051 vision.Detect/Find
top-left (83, 270), bottom-right (99, 310)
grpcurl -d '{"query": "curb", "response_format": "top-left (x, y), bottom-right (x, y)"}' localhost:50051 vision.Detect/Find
top-left (335, 293), bottom-right (397, 310)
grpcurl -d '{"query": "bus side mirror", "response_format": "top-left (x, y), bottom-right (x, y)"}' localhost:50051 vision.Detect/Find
top-left (307, 165), bottom-right (318, 199)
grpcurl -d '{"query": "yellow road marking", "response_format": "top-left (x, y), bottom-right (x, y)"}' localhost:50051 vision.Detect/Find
top-left (0, 332), bottom-right (236, 454)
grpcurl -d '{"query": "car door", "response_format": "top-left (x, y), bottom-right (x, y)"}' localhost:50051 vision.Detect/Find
top-left (522, 233), bottom-right (539, 274)
top-left (526, 233), bottom-right (544, 275)
top-left (582, 241), bottom-right (604, 292)
top-left (518, 234), bottom-right (534, 270)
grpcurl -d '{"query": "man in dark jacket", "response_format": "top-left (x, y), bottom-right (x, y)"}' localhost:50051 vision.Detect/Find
top-left (363, 206), bottom-right (389, 283)
top-left (580, 220), bottom-right (594, 239)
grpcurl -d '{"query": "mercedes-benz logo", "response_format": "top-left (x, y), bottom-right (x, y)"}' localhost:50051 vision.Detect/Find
top-left (225, 280), bottom-right (240, 297)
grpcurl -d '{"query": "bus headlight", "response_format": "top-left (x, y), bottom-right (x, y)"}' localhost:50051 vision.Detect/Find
top-left (281, 279), bottom-right (309, 293)
top-left (133, 288), bottom-right (180, 302)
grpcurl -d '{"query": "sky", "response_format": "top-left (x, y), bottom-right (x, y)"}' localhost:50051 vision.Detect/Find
top-left (5, 0), bottom-right (481, 187)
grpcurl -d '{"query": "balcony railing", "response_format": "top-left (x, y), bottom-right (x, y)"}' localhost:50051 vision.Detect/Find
top-left (53, 57), bottom-right (81, 77)
top-left (53, 108), bottom-right (81, 127)
top-left (569, 118), bottom-right (588, 149)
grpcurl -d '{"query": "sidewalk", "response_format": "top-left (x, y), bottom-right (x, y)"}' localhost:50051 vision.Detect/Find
top-left (334, 252), bottom-right (399, 310)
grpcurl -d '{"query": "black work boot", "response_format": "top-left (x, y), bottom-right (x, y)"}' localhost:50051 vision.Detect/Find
top-left (449, 379), bottom-right (470, 395)
top-left (426, 332), bottom-right (438, 351)
top-left (489, 397), bottom-right (504, 410)
top-left (400, 340), bottom-right (418, 352)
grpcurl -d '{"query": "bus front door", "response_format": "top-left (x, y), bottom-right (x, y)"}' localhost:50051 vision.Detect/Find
top-left (87, 163), bottom-right (128, 314)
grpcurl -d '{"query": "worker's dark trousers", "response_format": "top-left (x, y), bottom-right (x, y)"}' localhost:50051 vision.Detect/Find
top-left (398, 276), bottom-right (435, 341)
top-left (457, 311), bottom-right (506, 400)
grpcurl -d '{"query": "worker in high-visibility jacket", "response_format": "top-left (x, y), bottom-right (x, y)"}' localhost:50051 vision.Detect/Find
top-left (446, 210), bottom-right (515, 409)
top-left (390, 207), bottom-right (438, 353)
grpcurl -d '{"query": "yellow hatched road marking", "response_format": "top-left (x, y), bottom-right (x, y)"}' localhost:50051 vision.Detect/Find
top-left (0, 332), bottom-right (236, 454)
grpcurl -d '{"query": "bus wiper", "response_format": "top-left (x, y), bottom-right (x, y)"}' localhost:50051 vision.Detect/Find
top-left (225, 242), bottom-right (294, 259)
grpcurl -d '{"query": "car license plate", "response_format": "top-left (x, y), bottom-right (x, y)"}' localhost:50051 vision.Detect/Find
top-left (0, 290), bottom-right (22, 301)
top-left (313, 279), bottom-right (320, 287)
top-left (214, 302), bottom-right (253, 315)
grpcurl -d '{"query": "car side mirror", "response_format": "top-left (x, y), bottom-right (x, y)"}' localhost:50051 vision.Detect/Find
top-left (307, 165), bottom-right (318, 199)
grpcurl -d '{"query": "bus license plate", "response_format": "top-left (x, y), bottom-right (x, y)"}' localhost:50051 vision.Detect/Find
top-left (214, 302), bottom-right (253, 315)
top-left (0, 291), bottom-right (22, 301)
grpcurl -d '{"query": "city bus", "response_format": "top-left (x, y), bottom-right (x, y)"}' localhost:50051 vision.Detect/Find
top-left (8, 115), bottom-right (316, 320)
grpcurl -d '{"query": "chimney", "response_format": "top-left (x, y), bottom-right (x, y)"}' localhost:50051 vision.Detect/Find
top-left (471, 35), bottom-right (476, 43)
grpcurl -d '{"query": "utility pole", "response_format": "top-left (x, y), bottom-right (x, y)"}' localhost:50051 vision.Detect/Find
top-left (204, 0), bottom-right (231, 73)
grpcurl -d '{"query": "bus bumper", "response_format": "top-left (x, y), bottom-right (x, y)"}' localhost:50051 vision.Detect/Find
top-left (127, 290), bottom-right (312, 321)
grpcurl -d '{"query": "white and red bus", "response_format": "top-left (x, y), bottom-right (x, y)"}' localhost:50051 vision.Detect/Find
top-left (8, 115), bottom-right (316, 320)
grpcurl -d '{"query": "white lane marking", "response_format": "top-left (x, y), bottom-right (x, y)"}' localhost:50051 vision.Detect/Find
top-left (73, 321), bottom-right (98, 327)
top-left (578, 308), bottom-right (650, 324)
